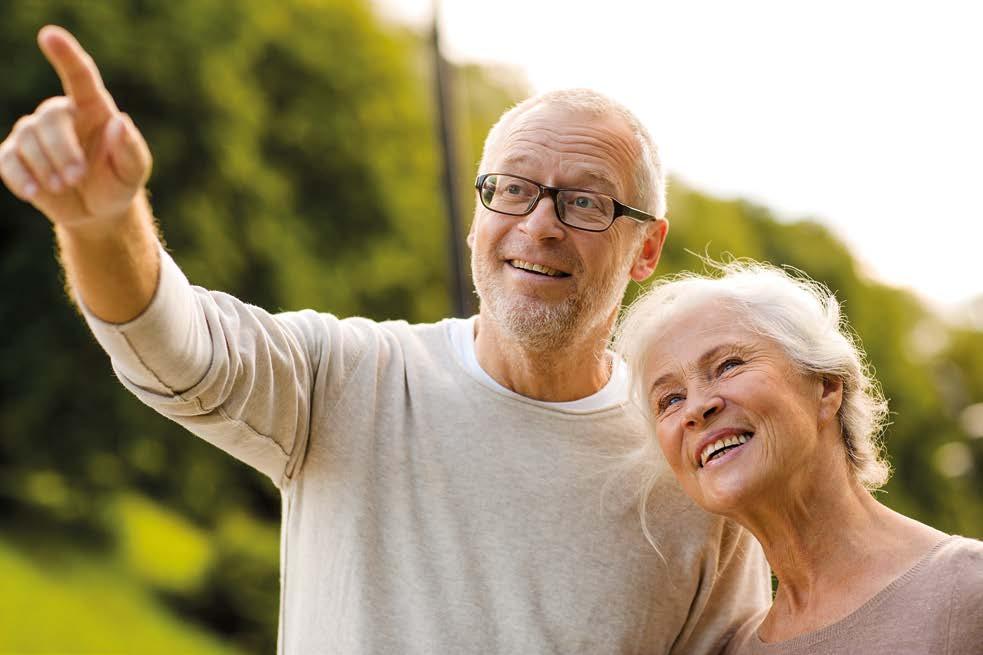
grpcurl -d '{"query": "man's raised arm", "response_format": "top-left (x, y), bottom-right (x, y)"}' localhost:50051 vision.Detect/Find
top-left (1, 26), bottom-right (330, 488)
top-left (0, 25), bottom-right (157, 323)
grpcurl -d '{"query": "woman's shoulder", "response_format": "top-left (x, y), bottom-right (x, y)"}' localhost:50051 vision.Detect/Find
top-left (942, 533), bottom-right (983, 551)
top-left (934, 536), bottom-right (983, 655)
top-left (929, 534), bottom-right (983, 570)
top-left (902, 534), bottom-right (983, 601)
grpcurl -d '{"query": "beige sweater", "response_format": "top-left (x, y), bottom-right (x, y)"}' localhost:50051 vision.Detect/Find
top-left (725, 535), bottom-right (983, 655)
top-left (84, 250), bottom-right (771, 654)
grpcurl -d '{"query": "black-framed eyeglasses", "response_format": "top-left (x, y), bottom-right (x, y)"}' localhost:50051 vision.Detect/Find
top-left (474, 172), bottom-right (657, 233)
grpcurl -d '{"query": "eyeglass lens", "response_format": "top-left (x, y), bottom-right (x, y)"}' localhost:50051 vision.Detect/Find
top-left (479, 174), bottom-right (614, 231)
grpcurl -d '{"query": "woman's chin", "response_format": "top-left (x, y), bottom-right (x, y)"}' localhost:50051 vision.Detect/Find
top-left (698, 487), bottom-right (754, 518)
top-left (692, 456), bottom-right (764, 518)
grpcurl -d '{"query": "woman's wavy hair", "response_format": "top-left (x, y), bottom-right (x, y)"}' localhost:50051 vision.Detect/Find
top-left (613, 259), bottom-right (891, 493)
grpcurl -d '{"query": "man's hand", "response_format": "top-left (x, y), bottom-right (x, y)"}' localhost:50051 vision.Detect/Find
top-left (1, 25), bottom-right (160, 324)
top-left (0, 25), bottom-right (151, 228)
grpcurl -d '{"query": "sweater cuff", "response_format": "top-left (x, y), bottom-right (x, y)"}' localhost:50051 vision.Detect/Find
top-left (80, 246), bottom-right (212, 395)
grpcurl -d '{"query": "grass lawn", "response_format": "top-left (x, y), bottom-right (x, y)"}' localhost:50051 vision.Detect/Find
top-left (0, 538), bottom-right (244, 655)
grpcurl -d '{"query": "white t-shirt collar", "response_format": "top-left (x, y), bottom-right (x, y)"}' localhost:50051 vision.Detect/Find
top-left (447, 315), bottom-right (628, 410)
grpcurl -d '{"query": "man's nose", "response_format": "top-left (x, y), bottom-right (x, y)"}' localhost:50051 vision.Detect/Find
top-left (518, 194), bottom-right (566, 240)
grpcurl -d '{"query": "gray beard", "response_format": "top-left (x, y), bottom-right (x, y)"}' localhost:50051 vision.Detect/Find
top-left (473, 258), bottom-right (633, 353)
top-left (477, 287), bottom-right (585, 352)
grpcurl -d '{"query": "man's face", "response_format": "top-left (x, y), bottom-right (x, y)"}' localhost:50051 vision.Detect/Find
top-left (469, 104), bottom-right (661, 349)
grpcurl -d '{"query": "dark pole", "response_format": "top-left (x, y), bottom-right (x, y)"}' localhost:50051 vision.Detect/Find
top-left (431, 1), bottom-right (473, 317)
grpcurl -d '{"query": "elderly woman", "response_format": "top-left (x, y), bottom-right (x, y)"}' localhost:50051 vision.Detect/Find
top-left (614, 262), bottom-right (982, 654)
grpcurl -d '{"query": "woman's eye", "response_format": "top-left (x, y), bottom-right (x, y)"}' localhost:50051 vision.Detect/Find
top-left (657, 393), bottom-right (685, 414)
top-left (718, 358), bottom-right (743, 374)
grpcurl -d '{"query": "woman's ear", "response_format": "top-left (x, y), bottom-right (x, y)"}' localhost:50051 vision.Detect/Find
top-left (818, 376), bottom-right (844, 429)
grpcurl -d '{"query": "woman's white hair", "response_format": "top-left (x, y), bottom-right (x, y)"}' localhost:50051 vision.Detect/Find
top-left (478, 88), bottom-right (666, 219)
top-left (613, 259), bottom-right (892, 491)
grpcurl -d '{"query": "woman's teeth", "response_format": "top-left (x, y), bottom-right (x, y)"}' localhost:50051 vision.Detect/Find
top-left (700, 432), bottom-right (753, 467)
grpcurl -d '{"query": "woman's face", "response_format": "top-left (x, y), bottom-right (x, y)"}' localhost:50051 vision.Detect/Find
top-left (642, 303), bottom-right (840, 517)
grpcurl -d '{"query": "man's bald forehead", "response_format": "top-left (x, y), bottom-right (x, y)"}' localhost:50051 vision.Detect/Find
top-left (486, 100), bottom-right (632, 161)
top-left (477, 89), bottom-right (666, 218)
top-left (496, 151), bottom-right (623, 196)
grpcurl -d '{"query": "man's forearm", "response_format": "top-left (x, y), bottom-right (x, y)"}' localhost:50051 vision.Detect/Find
top-left (56, 191), bottom-right (161, 324)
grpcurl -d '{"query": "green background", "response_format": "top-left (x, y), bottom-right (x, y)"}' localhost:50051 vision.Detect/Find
top-left (1, 1), bottom-right (980, 652)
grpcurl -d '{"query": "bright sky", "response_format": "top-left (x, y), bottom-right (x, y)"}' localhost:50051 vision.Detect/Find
top-left (376, 0), bottom-right (983, 313)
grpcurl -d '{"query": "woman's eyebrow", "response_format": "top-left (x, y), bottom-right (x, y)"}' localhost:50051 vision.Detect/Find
top-left (698, 343), bottom-right (741, 367)
top-left (647, 342), bottom-right (746, 392)
top-left (648, 371), bottom-right (676, 393)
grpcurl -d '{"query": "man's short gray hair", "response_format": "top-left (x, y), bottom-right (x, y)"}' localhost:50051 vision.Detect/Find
top-left (613, 260), bottom-right (891, 490)
top-left (478, 89), bottom-right (666, 219)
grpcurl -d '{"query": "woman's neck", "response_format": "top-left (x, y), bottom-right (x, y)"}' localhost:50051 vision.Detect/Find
top-left (734, 468), bottom-right (946, 642)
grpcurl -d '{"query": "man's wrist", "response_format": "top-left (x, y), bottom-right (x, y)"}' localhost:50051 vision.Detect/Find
top-left (54, 190), bottom-right (153, 243)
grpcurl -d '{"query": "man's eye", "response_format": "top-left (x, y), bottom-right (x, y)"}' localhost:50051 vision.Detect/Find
top-left (506, 184), bottom-right (523, 195)
top-left (573, 196), bottom-right (595, 208)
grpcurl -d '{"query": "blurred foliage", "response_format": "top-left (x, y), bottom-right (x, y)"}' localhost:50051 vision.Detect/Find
top-left (1, 0), bottom-right (981, 652)
top-left (0, 535), bottom-right (243, 654)
top-left (113, 493), bottom-right (215, 592)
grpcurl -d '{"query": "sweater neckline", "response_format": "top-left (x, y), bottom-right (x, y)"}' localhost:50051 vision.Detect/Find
top-left (751, 534), bottom-right (958, 650)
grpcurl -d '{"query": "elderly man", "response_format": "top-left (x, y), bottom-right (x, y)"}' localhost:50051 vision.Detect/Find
top-left (1, 25), bottom-right (769, 655)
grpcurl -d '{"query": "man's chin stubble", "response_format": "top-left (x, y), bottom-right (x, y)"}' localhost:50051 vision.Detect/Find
top-left (472, 254), bottom-right (630, 353)
top-left (483, 295), bottom-right (584, 352)
top-left (474, 270), bottom-right (607, 353)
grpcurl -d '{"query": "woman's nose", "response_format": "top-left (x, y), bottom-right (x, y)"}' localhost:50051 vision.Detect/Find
top-left (684, 393), bottom-right (725, 429)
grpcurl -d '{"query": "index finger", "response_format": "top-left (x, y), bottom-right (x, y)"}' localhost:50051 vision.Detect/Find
top-left (37, 25), bottom-right (118, 118)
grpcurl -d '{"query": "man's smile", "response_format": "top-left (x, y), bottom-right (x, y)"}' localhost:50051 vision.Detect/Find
top-left (508, 259), bottom-right (571, 277)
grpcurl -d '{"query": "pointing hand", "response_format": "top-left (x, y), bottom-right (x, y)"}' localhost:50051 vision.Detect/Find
top-left (0, 25), bottom-right (152, 227)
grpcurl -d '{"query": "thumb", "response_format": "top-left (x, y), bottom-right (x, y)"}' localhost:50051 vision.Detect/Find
top-left (103, 113), bottom-right (152, 187)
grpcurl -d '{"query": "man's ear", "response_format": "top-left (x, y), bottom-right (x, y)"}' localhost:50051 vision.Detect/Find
top-left (466, 221), bottom-right (475, 250)
top-left (629, 218), bottom-right (669, 282)
top-left (818, 376), bottom-right (844, 429)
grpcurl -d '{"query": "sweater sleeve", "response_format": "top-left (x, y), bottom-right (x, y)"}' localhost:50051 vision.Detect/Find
top-left (81, 247), bottom-right (330, 487)
top-left (669, 518), bottom-right (772, 655)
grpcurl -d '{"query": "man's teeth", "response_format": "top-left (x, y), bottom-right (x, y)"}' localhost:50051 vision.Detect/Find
top-left (700, 433), bottom-right (753, 467)
top-left (511, 259), bottom-right (565, 277)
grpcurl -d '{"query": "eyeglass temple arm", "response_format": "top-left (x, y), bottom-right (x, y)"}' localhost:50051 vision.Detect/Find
top-left (618, 203), bottom-right (657, 223)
